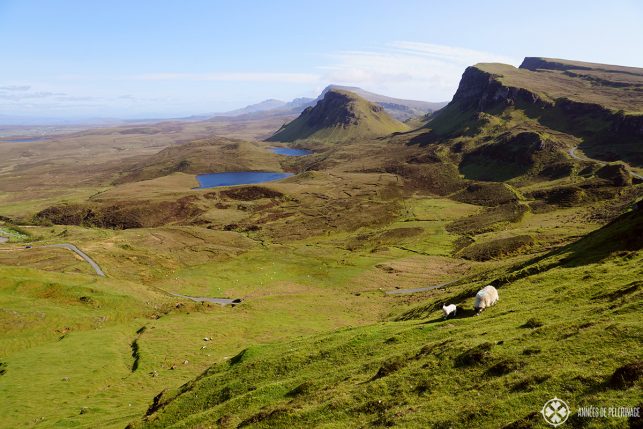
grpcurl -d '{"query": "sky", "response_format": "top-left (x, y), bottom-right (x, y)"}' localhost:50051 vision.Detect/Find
top-left (1, 0), bottom-right (642, 120)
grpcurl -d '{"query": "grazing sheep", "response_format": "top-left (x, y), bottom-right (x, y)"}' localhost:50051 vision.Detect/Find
top-left (474, 285), bottom-right (499, 315)
top-left (442, 304), bottom-right (457, 319)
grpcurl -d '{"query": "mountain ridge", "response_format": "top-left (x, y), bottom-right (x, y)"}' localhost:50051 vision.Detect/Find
top-left (214, 85), bottom-right (447, 122)
top-left (421, 57), bottom-right (643, 172)
top-left (266, 89), bottom-right (410, 142)
top-left (319, 85), bottom-right (447, 120)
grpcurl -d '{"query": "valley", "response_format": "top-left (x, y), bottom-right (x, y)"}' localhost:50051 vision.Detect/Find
top-left (0, 57), bottom-right (641, 429)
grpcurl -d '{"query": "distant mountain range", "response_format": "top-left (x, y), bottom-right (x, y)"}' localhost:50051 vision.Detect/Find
top-left (219, 97), bottom-right (315, 117)
top-left (215, 85), bottom-right (448, 121)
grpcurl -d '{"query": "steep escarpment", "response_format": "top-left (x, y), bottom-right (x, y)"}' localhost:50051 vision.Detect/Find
top-left (443, 61), bottom-right (642, 121)
top-left (267, 89), bottom-right (409, 142)
top-left (423, 57), bottom-right (643, 169)
top-left (448, 65), bottom-right (551, 112)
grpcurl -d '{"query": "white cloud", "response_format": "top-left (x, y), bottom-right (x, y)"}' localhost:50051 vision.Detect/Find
top-left (0, 90), bottom-right (66, 101)
top-left (388, 41), bottom-right (517, 66)
top-left (319, 41), bottom-right (520, 101)
top-left (0, 85), bottom-right (31, 91)
top-left (131, 72), bottom-right (320, 83)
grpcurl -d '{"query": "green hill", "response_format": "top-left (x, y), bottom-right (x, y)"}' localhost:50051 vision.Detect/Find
top-left (128, 204), bottom-right (643, 429)
top-left (320, 85), bottom-right (447, 121)
top-left (267, 89), bottom-right (410, 142)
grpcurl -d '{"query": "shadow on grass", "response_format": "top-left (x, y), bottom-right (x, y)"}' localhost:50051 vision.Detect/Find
top-left (421, 307), bottom-right (479, 324)
top-left (487, 203), bottom-right (642, 288)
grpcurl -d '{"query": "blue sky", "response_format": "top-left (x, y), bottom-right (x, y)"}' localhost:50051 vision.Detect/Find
top-left (1, 0), bottom-right (642, 119)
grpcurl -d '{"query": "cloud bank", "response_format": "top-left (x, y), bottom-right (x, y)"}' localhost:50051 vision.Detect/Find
top-left (319, 41), bottom-right (519, 100)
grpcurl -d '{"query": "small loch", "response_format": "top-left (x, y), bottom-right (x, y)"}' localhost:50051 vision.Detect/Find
top-left (195, 171), bottom-right (293, 189)
top-left (270, 147), bottom-right (312, 156)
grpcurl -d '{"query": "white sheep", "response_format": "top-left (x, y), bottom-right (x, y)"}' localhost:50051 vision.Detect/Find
top-left (474, 285), bottom-right (499, 315)
top-left (442, 304), bottom-right (457, 319)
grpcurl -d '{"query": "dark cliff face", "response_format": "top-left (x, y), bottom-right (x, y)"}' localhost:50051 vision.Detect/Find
top-left (450, 66), bottom-right (501, 109)
top-left (612, 111), bottom-right (643, 135)
top-left (424, 57), bottom-right (643, 172)
top-left (449, 65), bottom-right (643, 139)
top-left (451, 66), bottom-right (548, 112)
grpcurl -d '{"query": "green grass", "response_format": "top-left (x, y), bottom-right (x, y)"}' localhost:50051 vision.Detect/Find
top-left (0, 266), bottom-right (175, 428)
top-left (0, 195), bottom-right (484, 428)
top-left (123, 204), bottom-right (643, 428)
top-left (2, 187), bottom-right (638, 428)
top-left (0, 113), bottom-right (641, 428)
top-left (0, 172), bottom-right (638, 429)
top-left (0, 225), bottom-right (30, 242)
top-left (128, 241), bottom-right (642, 428)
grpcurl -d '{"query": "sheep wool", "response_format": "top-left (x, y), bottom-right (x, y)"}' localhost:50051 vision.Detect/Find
top-left (474, 285), bottom-right (499, 314)
top-left (442, 304), bottom-right (457, 319)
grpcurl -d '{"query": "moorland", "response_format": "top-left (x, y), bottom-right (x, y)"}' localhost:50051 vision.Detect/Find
top-left (0, 57), bottom-right (641, 428)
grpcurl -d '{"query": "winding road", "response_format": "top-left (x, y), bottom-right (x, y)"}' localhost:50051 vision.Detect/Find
top-left (568, 147), bottom-right (643, 180)
top-left (12, 241), bottom-right (241, 305)
top-left (41, 243), bottom-right (106, 277)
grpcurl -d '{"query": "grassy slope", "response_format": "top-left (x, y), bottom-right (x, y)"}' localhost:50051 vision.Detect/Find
top-left (0, 267), bottom-right (172, 427)
top-left (129, 206), bottom-right (643, 429)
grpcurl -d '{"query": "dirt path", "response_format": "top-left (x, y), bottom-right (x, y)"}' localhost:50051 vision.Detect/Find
top-left (568, 147), bottom-right (643, 180)
top-left (170, 293), bottom-right (240, 306)
top-left (41, 243), bottom-right (106, 277)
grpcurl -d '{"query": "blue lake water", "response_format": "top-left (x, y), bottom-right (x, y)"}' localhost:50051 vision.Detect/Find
top-left (195, 171), bottom-right (293, 189)
top-left (0, 137), bottom-right (46, 143)
top-left (270, 147), bottom-right (312, 156)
